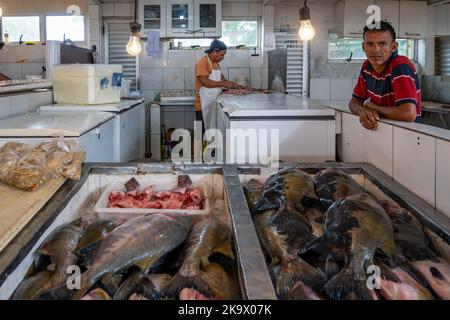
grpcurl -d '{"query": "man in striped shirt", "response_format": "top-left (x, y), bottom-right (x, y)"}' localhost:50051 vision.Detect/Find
top-left (349, 21), bottom-right (421, 130)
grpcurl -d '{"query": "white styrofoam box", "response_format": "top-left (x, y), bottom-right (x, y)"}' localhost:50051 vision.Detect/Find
top-left (393, 127), bottom-right (436, 207)
top-left (89, 19), bottom-right (101, 41)
top-left (228, 68), bottom-right (250, 84)
top-left (2, 64), bottom-right (22, 80)
top-left (184, 109), bottom-right (196, 130)
top-left (184, 68), bottom-right (195, 90)
top-left (230, 2), bottom-right (250, 16)
top-left (88, 4), bottom-right (100, 19)
top-left (0, 96), bottom-right (12, 120)
top-left (102, 3), bottom-right (114, 16)
top-left (223, 3), bottom-right (232, 16)
top-left (114, 3), bottom-right (133, 17)
top-left (263, 5), bottom-right (275, 26)
top-left (11, 94), bottom-right (31, 117)
top-left (167, 50), bottom-right (196, 68)
top-left (141, 68), bottom-right (163, 90)
top-left (250, 51), bottom-right (263, 68)
top-left (52, 64), bottom-right (123, 105)
top-left (250, 3), bottom-right (262, 16)
top-left (226, 50), bottom-right (250, 68)
top-left (363, 122), bottom-right (393, 177)
top-left (163, 68), bottom-right (185, 90)
top-left (163, 110), bottom-right (185, 130)
top-left (330, 79), bottom-right (352, 100)
top-left (310, 78), bottom-right (331, 100)
top-left (250, 68), bottom-right (262, 89)
top-left (436, 138), bottom-right (450, 218)
top-left (22, 63), bottom-right (44, 78)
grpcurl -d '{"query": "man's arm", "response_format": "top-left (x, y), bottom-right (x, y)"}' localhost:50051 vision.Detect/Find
top-left (349, 97), bottom-right (380, 130)
top-left (365, 101), bottom-right (417, 122)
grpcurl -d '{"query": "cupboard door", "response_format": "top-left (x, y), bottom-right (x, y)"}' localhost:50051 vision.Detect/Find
top-left (167, 0), bottom-right (194, 37)
top-left (434, 4), bottom-right (448, 36)
top-left (337, 0), bottom-right (374, 37)
top-left (398, 1), bottom-right (427, 38)
top-left (339, 113), bottom-right (364, 162)
top-left (140, 0), bottom-right (166, 37)
top-left (363, 122), bottom-right (393, 177)
top-left (436, 139), bottom-right (450, 218)
top-left (393, 127), bottom-right (436, 206)
top-left (374, 0), bottom-right (399, 33)
top-left (194, 0), bottom-right (222, 37)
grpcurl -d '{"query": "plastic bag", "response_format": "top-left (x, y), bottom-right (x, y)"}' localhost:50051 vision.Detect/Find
top-left (0, 138), bottom-right (86, 191)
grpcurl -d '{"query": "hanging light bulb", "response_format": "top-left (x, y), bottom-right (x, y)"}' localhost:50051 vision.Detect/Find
top-left (298, 0), bottom-right (315, 41)
top-left (126, 0), bottom-right (142, 56)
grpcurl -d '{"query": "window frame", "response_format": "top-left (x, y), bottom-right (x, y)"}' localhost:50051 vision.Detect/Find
top-left (0, 14), bottom-right (43, 43)
top-left (44, 13), bottom-right (87, 43)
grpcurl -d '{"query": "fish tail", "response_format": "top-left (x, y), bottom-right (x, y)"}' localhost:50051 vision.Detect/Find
top-left (161, 272), bottom-right (213, 299)
top-left (113, 273), bottom-right (158, 300)
top-left (254, 196), bottom-right (278, 212)
top-left (398, 259), bottom-right (430, 289)
top-left (276, 256), bottom-right (326, 297)
top-left (324, 267), bottom-right (373, 300)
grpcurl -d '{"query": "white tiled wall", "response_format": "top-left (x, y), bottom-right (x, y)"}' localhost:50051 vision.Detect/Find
top-left (310, 78), bottom-right (358, 106)
top-left (0, 90), bottom-right (53, 120)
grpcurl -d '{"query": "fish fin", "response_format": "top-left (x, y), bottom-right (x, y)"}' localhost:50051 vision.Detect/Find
top-left (254, 196), bottom-right (278, 212)
top-left (299, 237), bottom-right (325, 256)
top-left (178, 175), bottom-right (192, 188)
top-left (324, 267), bottom-right (373, 300)
top-left (214, 241), bottom-right (235, 261)
top-left (161, 272), bottom-right (213, 299)
top-left (398, 259), bottom-right (430, 289)
top-left (276, 256), bottom-right (326, 297)
top-left (325, 256), bottom-right (341, 280)
top-left (134, 256), bottom-right (158, 271)
top-left (375, 260), bottom-right (401, 283)
top-left (113, 272), bottom-right (158, 300)
top-left (301, 197), bottom-right (328, 212)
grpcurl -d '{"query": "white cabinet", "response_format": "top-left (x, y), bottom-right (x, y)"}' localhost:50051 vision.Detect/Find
top-left (393, 127), bottom-right (436, 207)
top-left (194, 0), bottom-right (222, 37)
top-left (436, 139), bottom-right (450, 218)
top-left (434, 4), bottom-right (450, 36)
top-left (79, 119), bottom-right (115, 162)
top-left (374, 0), bottom-right (399, 33)
top-left (363, 122), bottom-right (393, 177)
top-left (338, 113), bottom-right (364, 162)
top-left (398, 1), bottom-right (427, 39)
top-left (167, 0), bottom-right (195, 37)
top-left (336, 0), bottom-right (373, 37)
top-left (139, 0), bottom-right (167, 37)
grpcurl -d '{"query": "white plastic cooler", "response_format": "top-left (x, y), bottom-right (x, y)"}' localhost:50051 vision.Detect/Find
top-left (52, 64), bottom-right (123, 105)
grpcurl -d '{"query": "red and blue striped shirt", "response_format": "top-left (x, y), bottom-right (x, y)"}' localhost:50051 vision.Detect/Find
top-left (353, 51), bottom-right (422, 117)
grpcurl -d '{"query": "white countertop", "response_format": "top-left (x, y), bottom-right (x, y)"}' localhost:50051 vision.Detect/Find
top-left (0, 111), bottom-right (114, 137)
top-left (38, 98), bottom-right (145, 113)
top-left (217, 94), bottom-right (335, 117)
top-left (325, 101), bottom-right (450, 142)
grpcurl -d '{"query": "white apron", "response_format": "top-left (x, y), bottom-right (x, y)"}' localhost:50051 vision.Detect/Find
top-left (199, 57), bottom-right (222, 131)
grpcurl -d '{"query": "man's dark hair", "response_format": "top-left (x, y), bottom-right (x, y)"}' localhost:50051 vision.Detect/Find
top-left (363, 20), bottom-right (396, 41)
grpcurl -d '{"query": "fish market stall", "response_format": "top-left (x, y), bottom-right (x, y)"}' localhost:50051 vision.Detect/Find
top-left (0, 162), bottom-right (449, 300)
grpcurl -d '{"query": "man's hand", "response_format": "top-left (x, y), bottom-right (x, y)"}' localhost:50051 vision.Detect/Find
top-left (359, 107), bottom-right (380, 130)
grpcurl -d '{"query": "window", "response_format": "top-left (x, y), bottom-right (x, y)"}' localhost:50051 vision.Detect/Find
top-left (328, 33), bottom-right (416, 61)
top-left (46, 16), bottom-right (85, 41)
top-left (1, 16), bottom-right (40, 42)
top-left (174, 19), bottom-right (259, 48)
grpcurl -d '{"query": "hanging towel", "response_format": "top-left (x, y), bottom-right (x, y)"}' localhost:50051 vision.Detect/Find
top-left (146, 31), bottom-right (160, 58)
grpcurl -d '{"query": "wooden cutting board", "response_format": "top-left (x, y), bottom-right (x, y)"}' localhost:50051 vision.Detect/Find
top-left (0, 177), bottom-right (66, 252)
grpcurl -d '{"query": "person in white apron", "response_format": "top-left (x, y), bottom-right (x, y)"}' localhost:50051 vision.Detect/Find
top-left (195, 40), bottom-right (240, 131)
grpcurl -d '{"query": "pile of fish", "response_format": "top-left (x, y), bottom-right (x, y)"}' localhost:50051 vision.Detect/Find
top-left (108, 177), bottom-right (204, 210)
top-left (12, 197), bottom-right (239, 300)
top-left (222, 87), bottom-right (270, 95)
top-left (244, 167), bottom-right (450, 300)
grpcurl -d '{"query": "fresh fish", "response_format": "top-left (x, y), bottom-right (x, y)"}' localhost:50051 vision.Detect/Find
top-left (32, 224), bottom-right (82, 298)
top-left (313, 168), bottom-right (364, 207)
top-left (148, 273), bottom-right (172, 293)
top-left (81, 288), bottom-right (111, 300)
top-left (77, 219), bottom-right (119, 259)
top-left (125, 178), bottom-right (140, 193)
top-left (381, 200), bottom-right (439, 262)
top-left (12, 271), bottom-right (53, 300)
top-left (303, 207), bottom-right (325, 238)
top-left (243, 179), bottom-right (264, 213)
top-left (254, 168), bottom-right (319, 217)
top-left (424, 229), bottom-right (450, 263)
top-left (99, 273), bottom-right (125, 297)
top-left (287, 281), bottom-right (323, 300)
top-left (162, 216), bottom-right (235, 298)
top-left (179, 288), bottom-right (212, 300)
top-left (113, 270), bottom-right (159, 300)
top-left (129, 293), bottom-right (149, 300)
top-left (253, 208), bottom-right (325, 297)
top-left (304, 193), bottom-right (397, 300)
top-left (409, 260), bottom-right (450, 300)
top-left (70, 213), bottom-right (193, 299)
top-left (379, 266), bottom-right (434, 300)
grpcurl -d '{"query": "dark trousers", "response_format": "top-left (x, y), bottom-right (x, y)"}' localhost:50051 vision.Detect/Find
top-left (195, 111), bottom-right (205, 136)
